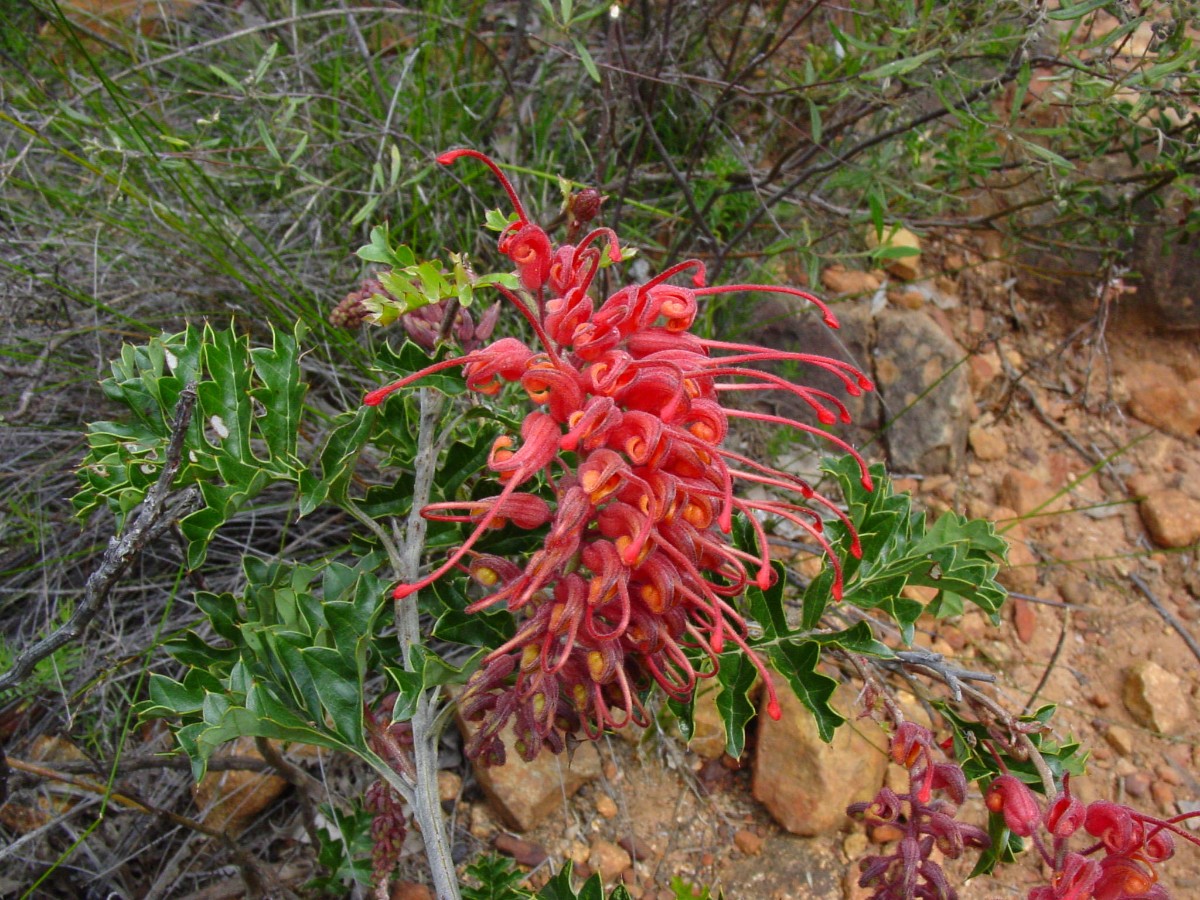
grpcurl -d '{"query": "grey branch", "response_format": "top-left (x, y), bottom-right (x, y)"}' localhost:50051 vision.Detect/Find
top-left (1131, 572), bottom-right (1200, 666)
top-left (0, 384), bottom-right (198, 694)
top-left (888, 649), bottom-right (997, 702)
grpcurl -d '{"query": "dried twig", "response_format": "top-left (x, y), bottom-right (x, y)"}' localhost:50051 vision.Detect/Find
top-left (254, 736), bottom-right (322, 848)
top-left (4, 333), bottom-right (70, 422)
top-left (1021, 608), bottom-right (1070, 716)
top-left (0, 385), bottom-right (198, 695)
top-left (3, 756), bottom-right (299, 899)
top-left (1131, 572), bottom-right (1200, 666)
top-left (888, 648), bottom-right (997, 702)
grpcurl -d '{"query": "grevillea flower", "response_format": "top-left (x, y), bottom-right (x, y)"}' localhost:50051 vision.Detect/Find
top-left (982, 773), bottom-right (1200, 899)
top-left (849, 722), bottom-right (989, 899)
top-left (364, 149), bottom-right (875, 764)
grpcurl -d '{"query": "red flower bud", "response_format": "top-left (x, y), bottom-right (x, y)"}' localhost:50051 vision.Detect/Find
top-left (985, 775), bottom-right (1041, 837)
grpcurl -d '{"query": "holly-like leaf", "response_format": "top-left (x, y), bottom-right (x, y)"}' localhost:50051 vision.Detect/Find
top-left (75, 324), bottom-right (307, 568)
top-left (968, 812), bottom-right (1023, 879)
top-left (300, 406), bottom-right (376, 514)
top-left (746, 572), bottom-right (790, 640)
top-left (298, 646), bottom-right (365, 746)
top-left (422, 578), bottom-right (514, 648)
top-left (816, 458), bottom-right (1008, 644)
top-left (939, 702), bottom-right (1087, 789)
top-left (713, 651), bottom-right (758, 758)
top-left (766, 640), bottom-right (843, 742)
top-left (385, 645), bottom-right (486, 722)
top-left (536, 861), bottom-right (632, 899)
top-left (462, 853), bottom-right (530, 900)
top-left (809, 621), bottom-right (894, 658)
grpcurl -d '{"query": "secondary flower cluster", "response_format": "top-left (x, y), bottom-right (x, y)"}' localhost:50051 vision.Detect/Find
top-left (987, 774), bottom-right (1198, 899)
top-left (849, 722), bottom-right (990, 899)
top-left (364, 149), bottom-right (873, 765)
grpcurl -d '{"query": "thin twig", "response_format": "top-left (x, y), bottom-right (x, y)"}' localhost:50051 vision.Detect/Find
top-left (254, 736), bottom-right (322, 848)
top-left (956, 682), bottom-right (1058, 798)
top-left (4, 333), bottom-right (70, 422)
top-left (0, 385), bottom-right (198, 694)
top-left (888, 649), bottom-right (997, 702)
top-left (1021, 608), bottom-right (1070, 716)
top-left (1131, 572), bottom-right (1200, 666)
top-left (4, 756), bottom-right (296, 898)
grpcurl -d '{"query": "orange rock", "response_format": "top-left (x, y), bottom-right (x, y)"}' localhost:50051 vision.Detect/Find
top-left (1129, 382), bottom-right (1200, 438)
top-left (752, 684), bottom-right (888, 836)
top-left (820, 265), bottom-right (882, 296)
top-left (192, 736), bottom-right (287, 835)
top-left (1011, 597), bottom-right (1036, 644)
top-left (733, 828), bottom-right (763, 855)
top-left (1140, 490), bottom-right (1200, 548)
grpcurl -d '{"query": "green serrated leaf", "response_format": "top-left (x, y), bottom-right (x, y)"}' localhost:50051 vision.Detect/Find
top-left (743, 560), bottom-right (790, 640)
top-left (766, 641), bottom-right (843, 742)
top-left (423, 578), bottom-right (514, 647)
top-left (809, 621), bottom-right (894, 657)
top-left (713, 651), bottom-right (758, 758)
top-left (301, 406), bottom-right (376, 514)
top-left (463, 853), bottom-right (531, 899)
top-left (298, 646), bottom-right (365, 746)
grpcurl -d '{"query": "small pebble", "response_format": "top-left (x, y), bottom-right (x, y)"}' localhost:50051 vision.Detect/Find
top-left (1151, 781), bottom-right (1176, 813)
top-left (733, 829), bottom-right (763, 856)
top-left (1105, 725), bottom-right (1134, 757)
top-left (437, 770), bottom-right (462, 805)
top-left (596, 794), bottom-right (619, 819)
top-left (1124, 772), bottom-right (1151, 799)
top-left (618, 835), bottom-right (656, 864)
top-left (1156, 764), bottom-right (1184, 787)
top-left (1088, 692), bottom-right (1112, 709)
top-left (391, 883), bottom-right (434, 900)
top-left (589, 839), bottom-right (632, 882)
top-left (494, 833), bottom-right (549, 868)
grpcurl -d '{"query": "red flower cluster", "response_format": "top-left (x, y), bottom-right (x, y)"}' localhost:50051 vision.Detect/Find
top-left (987, 775), bottom-right (1198, 900)
top-left (849, 722), bottom-right (990, 899)
top-left (364, 149), bottom-right (873, 764)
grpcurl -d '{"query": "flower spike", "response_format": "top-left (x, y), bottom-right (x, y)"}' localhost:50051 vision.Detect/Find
top-left (364, 148), bottom-right (876, 767)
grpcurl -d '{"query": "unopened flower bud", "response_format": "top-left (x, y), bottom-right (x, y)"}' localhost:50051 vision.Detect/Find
top-left (985, 774), bottom-right (1041, 837)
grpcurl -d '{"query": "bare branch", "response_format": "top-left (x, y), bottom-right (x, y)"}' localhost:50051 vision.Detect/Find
top-left (0, 385), bottom-right (199, 695)
top-left (1131, 572), bottom-right (1200, 667)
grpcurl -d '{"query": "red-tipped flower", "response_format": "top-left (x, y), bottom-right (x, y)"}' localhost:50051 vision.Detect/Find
top-left (364, 150), bottom-right (874, 763)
